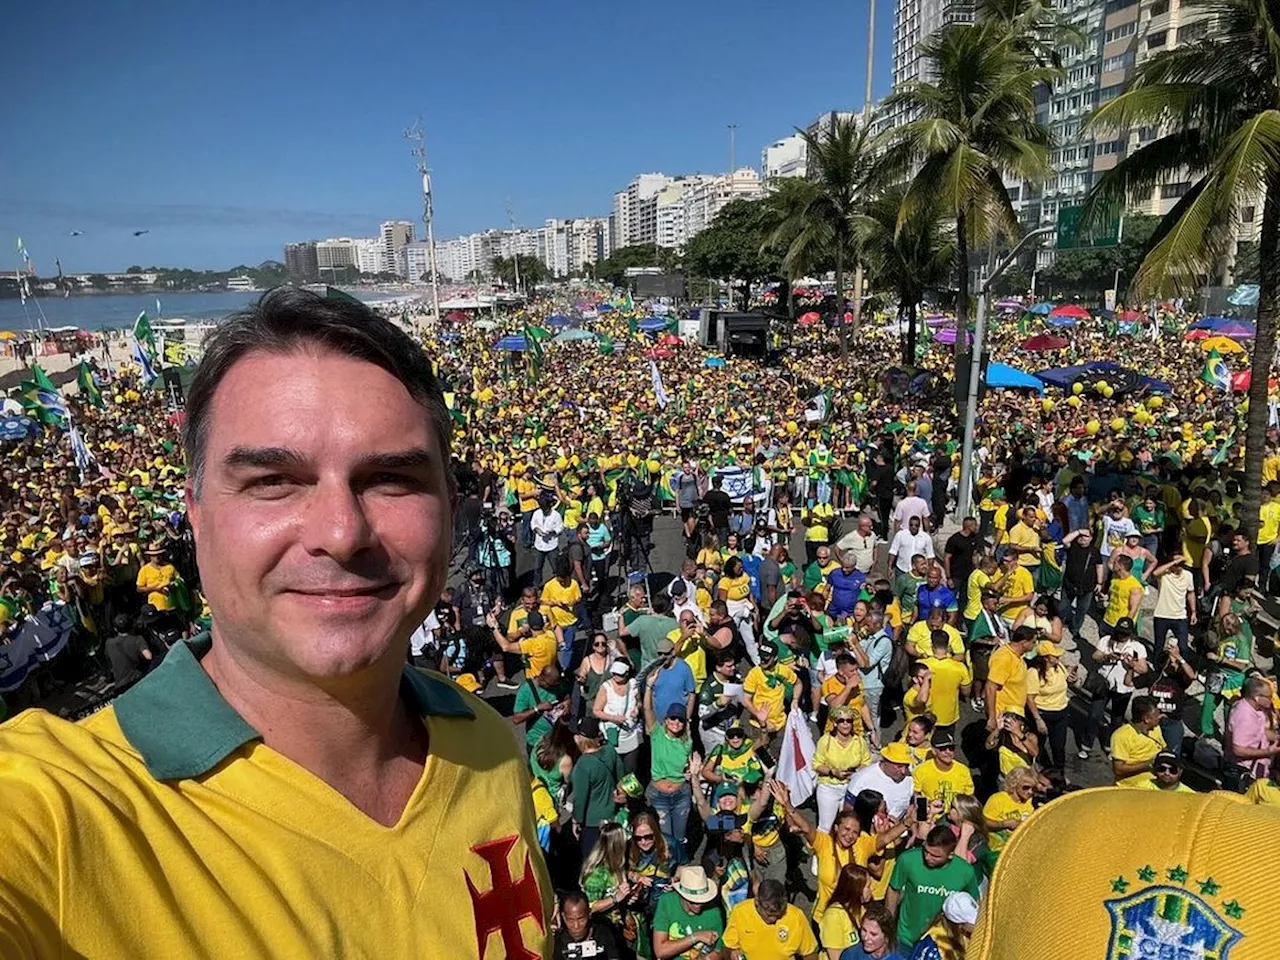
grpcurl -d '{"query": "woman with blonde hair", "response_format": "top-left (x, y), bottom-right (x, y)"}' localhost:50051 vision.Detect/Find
top-left (579, 821), bottom-right (633, 927)
top-left (982, 766), bottom-right (1037, 852)
top-left (948, 793), bottom-right (994, 881)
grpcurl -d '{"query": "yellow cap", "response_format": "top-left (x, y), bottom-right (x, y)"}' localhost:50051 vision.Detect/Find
top-left (879, 741), bottom-right (912, 765)
top-left (971, 788), bottom-right (1280, 958)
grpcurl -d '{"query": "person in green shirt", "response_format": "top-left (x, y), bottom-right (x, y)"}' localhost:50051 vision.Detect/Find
top-left (510, 664), bottom-right (565, 752)
top-left (646, 676), bottom-right (695, 863)
top-left (885, 824), bottom-right (980, 950)
top-left (652, 866), bottom-right (726, 959)
top-left (894, 554), bottom-right (929, 625)
top-left (1132, 493), bottom-right (1166, 558)
top-left (620, 592), bottom-right (679, 669)
top-left (569, 715), bottom-right (623, 855)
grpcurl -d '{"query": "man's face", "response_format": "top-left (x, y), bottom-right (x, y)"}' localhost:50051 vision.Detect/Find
top-left (909, 517), bottom-right (921, 534)
top-left (562, 900), bottom-right (590, 941)
top-left (757, 900), bottom-right (786, 925)
top-left (962, 518), bottom-right (977, 535)
top-left (882, 759), bottom-right (909, 782)
top-left (859, 516), bottom-right (873, 535)
top-left (521, 589), bottom-right (538, 610)
top-left (912, 555), bottom-right (929, 577)
top-left (923, 843), bottom-right (952, 868)
top-left (926, 566), bottom-right (941, 587)
top-left (817, 548), bottom-right (830, 565)
top-left (682, 897), bottom-right (705, 915)
top-left (1153, 761), bottom-right (1181, 788)
top-left (186, 348), bottom-right (452, 683)
top-left (1234, 534), bottom-right (1248, 554)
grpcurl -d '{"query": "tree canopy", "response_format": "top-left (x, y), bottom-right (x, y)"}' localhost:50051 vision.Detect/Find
top-left (682, 200), bottom-right (781, 311)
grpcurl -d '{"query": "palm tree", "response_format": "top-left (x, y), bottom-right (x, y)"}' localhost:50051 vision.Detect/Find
top-left (977, 0), bottom-right (1086, 69)
top-left (759, 176), bottom-right (827, 321)
top-left (1079, 0), bottom-right (1279, 540)
top-left (771, 115), bottom-right (880, 358)
top-left (854, 188), bottom-right (958, 364)
top-left (881, 22), bottom-right (1057, 344)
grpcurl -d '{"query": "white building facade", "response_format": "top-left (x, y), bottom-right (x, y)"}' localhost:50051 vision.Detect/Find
top-left (762, 135), bottom-right (808, 180)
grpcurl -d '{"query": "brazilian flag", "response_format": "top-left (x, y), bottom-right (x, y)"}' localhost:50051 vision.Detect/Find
top-left (77, 361), bottom-right (105, 409)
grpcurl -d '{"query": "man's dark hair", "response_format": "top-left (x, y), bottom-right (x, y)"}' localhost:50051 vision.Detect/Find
top-left (1131, 695), bottom-right (1159, 722)
top-left (1012, 625), bottom-right (1037, 646)
top-left (711, 476), bottom-right (723, 489)
top-left (1242, 676), bottom-right (1270, 700)
top-left (756, 878), bottom-right (787, 914)
top-left (925, 824), bottom-right (958, 850)
top-left (651, 593), bottom-right (671, 615)
top-left (183, 288), bottom-right (452, 497)
top-left (835, 652), bottom-right (857, 669)
top-left (560, 890), bottom-right (589, 913)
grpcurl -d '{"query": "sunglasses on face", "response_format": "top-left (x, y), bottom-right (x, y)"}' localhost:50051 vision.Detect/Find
top-left (1154, 764), bottom-right (1179, 774)
top-left (634, 832), bottom-right (655, 841)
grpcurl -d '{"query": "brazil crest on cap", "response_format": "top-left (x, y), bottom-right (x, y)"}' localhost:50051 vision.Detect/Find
top-left (1105, 863), bottom-right (1245, 960)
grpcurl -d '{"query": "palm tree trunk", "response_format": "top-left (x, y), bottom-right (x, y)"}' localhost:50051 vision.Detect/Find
top-left (835, 246), bottom-right (849, 360)
top-left (905, 300), bottom-right (919, 365)
top-left (852, 261), bottom-right (865, 337)
top-left (954, 209), bottom-right (970, 332)
top-left (1241, 177), bottom-right (1279, 542)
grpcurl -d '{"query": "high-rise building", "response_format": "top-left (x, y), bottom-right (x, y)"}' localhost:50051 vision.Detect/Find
top-left (612, 174), bottom-right (673, 249)
top-left (315, 238), bottom-right (359, 272)
top-left (284, 242), bottom-right (319, 282)
top-left (885, 0), bottom-right (974, 129)
top-left (380, 220), bottom-right (415, 278)
top-left (353, 237), bottom-right (386, 276)
top-left (404, 241), bottom-right (435, 283)
top-left (683, 169), bottom-right (764, 240)
top-left (761, 135), bottom-right (808, 180)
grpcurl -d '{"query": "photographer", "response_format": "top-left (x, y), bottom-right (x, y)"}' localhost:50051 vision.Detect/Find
top-left (474, 507), bottom-right (516, 601)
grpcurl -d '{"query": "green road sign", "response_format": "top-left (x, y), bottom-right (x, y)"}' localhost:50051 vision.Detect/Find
top-left (1056, 205), bottom-right (1121, 249)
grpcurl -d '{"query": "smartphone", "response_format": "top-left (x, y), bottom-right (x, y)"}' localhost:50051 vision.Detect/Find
top-left (915, 797), bottom-right (929, 821)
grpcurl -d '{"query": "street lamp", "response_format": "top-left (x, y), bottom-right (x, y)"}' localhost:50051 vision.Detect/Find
top-left (956, 226), bottom-right (1057, 517)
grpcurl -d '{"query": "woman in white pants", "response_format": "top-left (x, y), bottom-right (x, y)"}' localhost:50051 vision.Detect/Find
top-left (812, 706), bottom-right (874, 831)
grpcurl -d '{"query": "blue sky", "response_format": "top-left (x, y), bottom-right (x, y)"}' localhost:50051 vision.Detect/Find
top-left (2, 0), bottom-right (893, 273)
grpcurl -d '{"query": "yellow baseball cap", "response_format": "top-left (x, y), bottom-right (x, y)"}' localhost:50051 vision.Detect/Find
top-left (971, 788), bottom-right (1280, 958)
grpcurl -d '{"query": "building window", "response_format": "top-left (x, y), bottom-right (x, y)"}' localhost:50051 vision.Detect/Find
top-left (1138, 125), bottom-right (1157, 142)
top-left (1178, 19), bottom-right (1209, 41)
top-left (1099, 84), bottom-right (1122, 102)
top-left (1096, 139), bottom-right (1121, 156)
top-left (1147, 30), bottom-right (1167, 48)
top-left (1102, 51), bottom-right (1135, 71)
top-left (1242, 206), bottom-right (1256, 223)
top-left (1160, 181), bottom-right (1191, 199)
top-left (1104, 21), bottom-right (1137, 42)
top-left (1150, 0), bottom-right (1168, 15)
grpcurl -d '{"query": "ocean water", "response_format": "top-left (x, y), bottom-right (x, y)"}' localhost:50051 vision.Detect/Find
top-left (0, 289), bottom-right (404, 333)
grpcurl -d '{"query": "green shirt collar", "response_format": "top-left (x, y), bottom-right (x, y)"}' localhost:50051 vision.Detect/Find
top-left (114, 634), bottom-right (475, 781)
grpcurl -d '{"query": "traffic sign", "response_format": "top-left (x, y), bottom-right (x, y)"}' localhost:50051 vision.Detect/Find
top-left (1056, 205), bottom-right (1121, 249)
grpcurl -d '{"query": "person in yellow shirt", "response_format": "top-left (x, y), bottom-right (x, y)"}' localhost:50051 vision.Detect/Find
top-left (490, 608), bottom-right (560, 679)
top-left (982, 767), bottom-right (1036, 851)
top-left (1258, 482), bottom-right (1280, 578)
top-left (1110, 696), bottom-right (1166, 786)
top-left (906, 607), bottom-right (964, 659)
top-left (723, 879), bottom-right (819, 959)
top-left (1245, 766), bottom-right (1280, 806)
top-left (995, 552), bottom-right (1034, 624)
top-left (135, 544), bottom-right (177, 611)
top-left (912, 729), bottom-right (974, 813)
top-left (920, 633), bottom-right (972, 728)
top-left (1103, 554), bottom-right (1144, 632)
top-left (1005, 506), bottom-right (1044, 573)
top-left (743, 641), bottom-right (800, 743)
top-left (810, 706), bottom-right (873, 831)
top-left (539, 558), bottom-right (582, 669)
top-left (985, 627), bottom-right (1037, 730)
top-left (963, 554), bottom-right (998, 624)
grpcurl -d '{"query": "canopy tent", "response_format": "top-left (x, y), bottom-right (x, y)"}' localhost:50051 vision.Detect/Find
top-left (1034, 361), bottom-right (1174, 394)
top-left (1028, 302), bottom-right (1054, 315)
top-left (986, 362), bottom-right (1044, 394)
top-left (1049, 304), bottom-right (1091, 319)
top-left (551, 329), bottom-right (598, 343)
top-left (1021, 333), bottom-right (1069, 351)
top-left (495, 335), bottom-right (527, 352)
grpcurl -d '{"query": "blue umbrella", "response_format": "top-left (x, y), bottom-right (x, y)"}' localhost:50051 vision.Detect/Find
top-left (597, 304), bottom-right (613, 313)
top-left (638, 317), bottom-right (670, 333)
top-left (546, 315), bottom-right (570, 328)
top-left (1047, 315), bottom-right (1077, 328)
top-left (495, 335), bottom-right (527, 352)
top-left (704, 357), bottom-right (726, 368)
top-left (1029, 302), bottom-right (1054, 315)
top-left (552, 329), bottom-right (598, 343)
top-left (437, 331), bottom-right (461, 341)
top-left (0, 416), bottom-right (35, 441)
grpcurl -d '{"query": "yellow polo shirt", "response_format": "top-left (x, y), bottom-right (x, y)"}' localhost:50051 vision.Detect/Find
top-left (1110, 722), bottom-right (1166, 786)
top-left (724, 900), bottom-right (818, 959)
top-left (912, 758), bottom-right (975, 811)
top-left (136, 561), bottom-right (177, 610)
top-left (0, 637), bottom-right (552, 959)
top-left (988, 645), bottom-right (1029, 717)
top-left (539, 578), bottom-right (581, 628)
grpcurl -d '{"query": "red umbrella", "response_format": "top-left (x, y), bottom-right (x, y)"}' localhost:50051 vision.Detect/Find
top-left (1049, 304), bottom-right (1091, 319)
top-left (1118, 310), bottom-right (1144, 321)
top-left (658, 333), bottom-right (682, 346)
top-left (644, 347), bottom-right (674, 360)
top-left (1021, 333), bottom-right (1069, 351)
top-left (799, 311), bottom-right (821, 326)
top-left (1184, 329), bottom-right (1211, 341)
top-left (1230, 371), bottom-right (1279, 392)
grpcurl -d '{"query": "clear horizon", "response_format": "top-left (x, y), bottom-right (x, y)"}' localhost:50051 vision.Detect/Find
top-left (3, 0), bottom-right (892, 274)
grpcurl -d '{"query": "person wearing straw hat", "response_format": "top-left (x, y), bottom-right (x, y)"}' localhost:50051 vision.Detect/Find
top-left (135, 541), bottom-right (177, 611)
top-left (652, 864), bottom-right (725, 959)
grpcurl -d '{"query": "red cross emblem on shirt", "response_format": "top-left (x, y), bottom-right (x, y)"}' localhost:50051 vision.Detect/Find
top-left (465, 835), bottom-right (545, 960)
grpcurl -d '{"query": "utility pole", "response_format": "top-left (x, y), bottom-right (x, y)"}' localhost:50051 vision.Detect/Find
top-left (403, 118), bottom-right (440, 333)
top-left (727, 123), bottom-right (738, 176)
top-left (505, 199), bottom-right (522, 297)
top-left (850, 0), bottom-right (877, 333)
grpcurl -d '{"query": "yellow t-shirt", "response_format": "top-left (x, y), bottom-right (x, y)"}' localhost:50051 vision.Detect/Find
top-left (516, 477), bottom-right (539, 513)
top-left (1026, 663), bottom-right (1069, 712)
top-left (696, 547), bottom-right (723, 572)
top-left (1263, 454), bottom-right (1280, 485)
top-left (719, 574), bottom-right (751, 602)
top-left (818, 903), bottom-right (862, 953)
top-left (987, 645), bottom-right (1029, 717)
top-left (820, 676), bottom-right (866, 736)
top-left (964, 569), bottom-right (991, 620)
top-left (136, 562), bottom-right (177, 610)
top-left (1259, 501), bottom-right (1280, 546)
top-left (912, 758), bottom-right (975, 812)
top-left (670, 628), bottom-right (707, 688)
top-left (0, 641), bottom-right (552, 959)
top-left (539, 578), bottom-right (581, 628)
top-left (1182, 516), bottom-right (1212, 566)
top-left (999, 566), bottom-right (1035, 620)
top-left (811, 830), bottom-right (858, 922)
top-left (518, 630), bottom-right (558, 678)
top-left (743, 664), bottom-right (798, 732)
top-left (813, 733), bottom-right (872, 787)
top-left (1110, 723), bottom-right (1166, 786)
top-left (724, 900), bottom-right (818, 959)
top-left (906, 621), bottom-right (964, 659)
top-left (1006, 522), bottom-right (1042, 567)
top-left (853, 832), bottom-right (896, 901)
top-left (1245, 778), bottom-right (1280, 806)
top-left (920, 657), bottom-right (972, 727)
top-left (983, 790), bottom-right (1033, 851)
top-left (1104, 574), bottom-right (1143, 627)
top-left (805, 504), bottom-right (835, 542)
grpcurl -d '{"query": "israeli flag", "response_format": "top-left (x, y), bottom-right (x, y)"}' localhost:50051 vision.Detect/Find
top-left (650, 359), bottom-right (669, 409)
top-left (133, 336), bottom-right (158, 386)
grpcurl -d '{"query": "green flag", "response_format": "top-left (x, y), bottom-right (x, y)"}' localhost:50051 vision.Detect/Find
top-left (598, 336), bottom-right (615, 355)
top-left (133, 311), bottom-right (157, 354)
top-left (76, 361), bottom-right (105, 409)
top-left (30, 363), bottom-right (57, 394)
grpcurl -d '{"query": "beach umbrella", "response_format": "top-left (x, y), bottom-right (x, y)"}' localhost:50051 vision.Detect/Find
top-left (1118, 310), bottom-right (1144, 321)
top-left (645, 347), bottom-right (674, 360)
top-left (546, 315), bottom-right (570, 329)
top-left (1188, 315), bottom-right (1228, 330)
top-left (799, 311), bottom-right (821, 326)
top-left (1049, 304), bottom-right (1091, 319)
top-left (704, 356), bottom-right (726, 368)
top-left (638, 317), bottom-right (670, 333)
top-left (995, 299), bottom-right (1023, 311)
top-left (495, 335), bottom-right (527, 352)
top-left (0, 331), bottom-right (16, 339)
top-left (1047, 315), bottom-right (1078, 328)
top-left (474, 319), bottom-right (498, 331)
top-left (658, 333), bottom-right (682, 346)
top-left (0, 416), bottom-right (36, 441)
top-left (1184, 329), bottom-right (1211, 341)
top-left (925, 315), bottom-right (951, 327)
top-left (1216, 320), bottom-right (1256, 339)
top-left (1028, 302), bottom-right (1054, 315)
top-left (551, 329), bottom-right (598, 343)
top-left (1201, 335), bottom-right (1246, 354)
top-left (437, 331), bottom-right (461, 342)
top-left (1021, 333), bottom-right (1069, 351)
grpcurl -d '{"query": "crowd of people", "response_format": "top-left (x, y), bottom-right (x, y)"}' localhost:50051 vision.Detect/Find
top-left (2, 284), bottom-right (1278, 959)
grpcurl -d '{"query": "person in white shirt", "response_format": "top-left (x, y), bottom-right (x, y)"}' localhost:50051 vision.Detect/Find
top-left (888, 515), bottom-right (935, 575)
top-left (1150, 556), bottom-right (1197, 661)
top-left (892, 480), bottom-right (932, 533)
top-left (529, 494), bottom-right (565, 585)
top-left (835, 514), bottom-right (879, 573)
top-left (842, 741), bottom-right (915, 819)
top-left (1082, 617), bottom-right (1149, 759)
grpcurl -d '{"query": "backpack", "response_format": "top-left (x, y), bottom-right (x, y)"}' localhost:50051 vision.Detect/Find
top-left (881, 635), bottom-right (912, 690)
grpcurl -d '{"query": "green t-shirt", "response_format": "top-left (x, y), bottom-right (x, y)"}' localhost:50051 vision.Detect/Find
top-left (513, 682), bottom-right (557, 749)
top-left (652, 890), bottom-right (725, 958)
top-left (570, 745), bottom-right (622, 827)
top-left (631, 614), bottom-right (679, 668)
top-left (889, 847), bottom-right (980, 948)
top-left (650, 725), bottom-right (692, 782)
top-left (894, 572), bottom-right (925, 617)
